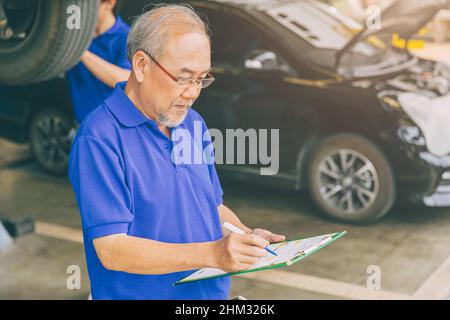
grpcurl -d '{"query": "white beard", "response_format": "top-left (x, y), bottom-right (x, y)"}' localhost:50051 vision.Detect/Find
top-left (157, 110), bottom-right (189, 128)
top-left (157, 101), bottom-right (193, 128)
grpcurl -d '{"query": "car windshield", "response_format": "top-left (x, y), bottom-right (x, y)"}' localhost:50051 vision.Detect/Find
top-left (263, 0), bottom-right (410, 74)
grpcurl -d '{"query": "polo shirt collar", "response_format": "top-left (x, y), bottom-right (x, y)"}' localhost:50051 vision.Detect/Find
top-left (105, 82), bottom-right (149, 127)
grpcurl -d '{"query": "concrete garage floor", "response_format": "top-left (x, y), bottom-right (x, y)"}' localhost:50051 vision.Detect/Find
top-left (1, 138), bottom-right (450, 300)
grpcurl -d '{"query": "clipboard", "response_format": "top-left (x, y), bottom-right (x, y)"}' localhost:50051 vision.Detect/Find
top-left (174, 230), bottom-right (347, 285)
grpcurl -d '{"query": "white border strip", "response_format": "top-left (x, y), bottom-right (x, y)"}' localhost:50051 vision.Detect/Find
top-left (412, 256), bottom-right (450, 300)
top-left (238, 269), bottom-right (410, 300)
top-left (35, 221), bottom-right (83, 244)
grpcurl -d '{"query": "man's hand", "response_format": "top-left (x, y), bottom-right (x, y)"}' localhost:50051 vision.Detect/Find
top-left (251, 228), bottom-right (286, 243)
top-left (211, 233), bottom-right (269, 272)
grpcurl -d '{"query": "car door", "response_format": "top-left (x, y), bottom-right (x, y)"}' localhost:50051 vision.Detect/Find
top-left (194, 7), bottom-right (296, 175)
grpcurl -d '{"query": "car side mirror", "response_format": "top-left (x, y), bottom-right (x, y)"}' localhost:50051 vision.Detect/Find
top-left (245, 50), bottom-right (280, 70)
top-left (244, 50), bottom-right (294, 75)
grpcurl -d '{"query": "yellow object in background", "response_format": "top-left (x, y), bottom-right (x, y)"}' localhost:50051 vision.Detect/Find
top-left (392, 33), bottom-right (425, 49)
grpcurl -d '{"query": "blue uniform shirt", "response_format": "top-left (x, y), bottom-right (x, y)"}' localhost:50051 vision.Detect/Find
top-left (68, 82), bottom-right (231, 300)
top-left (66, 17), bottom-right (131, 123)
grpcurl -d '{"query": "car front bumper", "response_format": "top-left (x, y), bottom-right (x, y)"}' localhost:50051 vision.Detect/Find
top-left (423, 169), bottom-right (450, 206)
top-left (419, 153), bottom-right (450, 207)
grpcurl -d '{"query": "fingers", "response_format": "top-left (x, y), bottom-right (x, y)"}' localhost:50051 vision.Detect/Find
top-left (238, 255), bottom-right (260, 266)
top-left (238, 245), bottom-right (268, 258)
top-left (269, 233), bottom-right (286, 242)
top-left (252, 229), bottom-right (286, 243)
top-left (241, 233), bottom-right (269, 248)
top-left (220, 233), bottom-right (274, 272)
top-left (233, 253), bottom-right (261, 271)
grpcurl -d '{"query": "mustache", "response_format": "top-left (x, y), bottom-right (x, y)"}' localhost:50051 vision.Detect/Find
top-left (171, 100), bottom-right (194, 108)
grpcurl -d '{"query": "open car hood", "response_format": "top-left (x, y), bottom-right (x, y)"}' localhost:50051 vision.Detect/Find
top-left (336, 0), bottom-right (450, 70)
top-left (377, 0), bottom-right (449, 39)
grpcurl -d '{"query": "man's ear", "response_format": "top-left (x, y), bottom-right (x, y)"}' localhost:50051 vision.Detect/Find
top-left (132, 51), bottom-right (147, 83)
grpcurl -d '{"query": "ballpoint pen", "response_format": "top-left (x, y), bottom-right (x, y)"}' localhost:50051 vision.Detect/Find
top-left (222, 222), bottom-right (278, 256)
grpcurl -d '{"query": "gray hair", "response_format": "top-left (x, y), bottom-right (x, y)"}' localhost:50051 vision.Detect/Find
top-left (126, 3), bottom-right (210, 62)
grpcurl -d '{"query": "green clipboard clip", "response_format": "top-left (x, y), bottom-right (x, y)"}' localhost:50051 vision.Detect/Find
top-left (174, 230), bottom-right (347, 286)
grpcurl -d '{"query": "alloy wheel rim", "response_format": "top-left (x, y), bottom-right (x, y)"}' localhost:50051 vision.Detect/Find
top-left (33, 114), bottom-right (73, 170)
top-left (317, 149), bottom-right (379, 214)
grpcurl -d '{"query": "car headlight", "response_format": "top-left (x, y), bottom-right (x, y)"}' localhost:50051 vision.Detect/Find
top-left (381, 96), bottom-right (401, 109)
top-left (397, 123), bottom-right (426, 147)
top-left (378, 91), bottom-right (427, 148)
top-left (377, 90), bottom-right (402, 112)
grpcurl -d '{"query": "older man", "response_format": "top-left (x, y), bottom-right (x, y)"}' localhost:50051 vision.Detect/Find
top-left (68, 4), bottom-right (285, 300)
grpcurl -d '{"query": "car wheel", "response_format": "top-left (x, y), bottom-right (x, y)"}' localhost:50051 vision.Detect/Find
top-left (307, 133), bottom-right (396, 224)
top-left (0, 0), bottom-right (99, 85)
top-left (29, 108), bottom-right (75, 176)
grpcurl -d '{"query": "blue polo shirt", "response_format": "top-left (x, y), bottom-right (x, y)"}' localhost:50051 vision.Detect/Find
top-left (68, 82), bottom-right (231, 300)
top-left (66, 16), bottom-right (131, 123)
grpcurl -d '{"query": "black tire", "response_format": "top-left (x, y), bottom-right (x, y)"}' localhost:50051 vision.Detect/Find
top-left (0, 0), bottom-right (99, 85)
top-left (307, 133), bottom-right (396, 224)
top-left (29, 108), bottom-right (76, 176)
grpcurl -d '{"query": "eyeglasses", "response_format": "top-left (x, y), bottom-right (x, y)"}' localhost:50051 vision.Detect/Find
top-left (139, 49), bottom-right (215, 89)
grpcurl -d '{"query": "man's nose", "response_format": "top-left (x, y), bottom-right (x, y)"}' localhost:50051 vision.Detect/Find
top-left (180, 83), bottom-right (201, 100)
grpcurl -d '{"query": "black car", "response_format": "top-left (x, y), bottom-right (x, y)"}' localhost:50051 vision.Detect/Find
top-left (147, 0), bottom-right (450, 223)
top-left (1, 0), bottom-right (450, 223)
top-left (0, 78), bottom-right (76, 175)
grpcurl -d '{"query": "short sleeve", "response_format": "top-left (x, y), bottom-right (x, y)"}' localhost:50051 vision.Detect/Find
top-left (201, 119), bottom-right (224, 206)
top-left (68, 136), bottom-right (133, 240)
